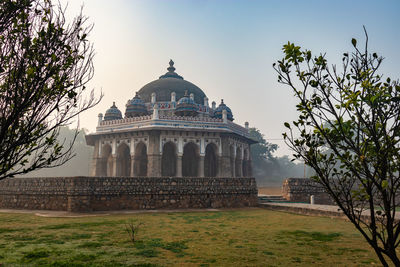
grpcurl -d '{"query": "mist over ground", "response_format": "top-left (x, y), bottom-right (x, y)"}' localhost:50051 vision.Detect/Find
top-left (18, 127), bottom-right (93, 178)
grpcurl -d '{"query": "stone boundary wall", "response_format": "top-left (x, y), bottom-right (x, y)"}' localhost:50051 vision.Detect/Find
top-left (282, 178), bottom-right (334, 205)
top-left (0, 177), bottom-right (258, 212)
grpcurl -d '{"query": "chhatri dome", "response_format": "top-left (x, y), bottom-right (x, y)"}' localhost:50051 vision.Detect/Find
top-left (125, 92), bottom-right (148, 117)
top-left (175, 90), bottom-right (198, 117)
top-left (103, 102), bottom-right (122, 121)
top-left (86, 60), bottom-right (255, 179)
top-left (214, 99), bottom-right (234, 121)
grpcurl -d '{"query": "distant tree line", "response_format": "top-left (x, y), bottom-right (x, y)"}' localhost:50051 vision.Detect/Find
top-left (18, 127), bottom-right (93, 177)
top-left (249, 128), bottom-right (314, 187)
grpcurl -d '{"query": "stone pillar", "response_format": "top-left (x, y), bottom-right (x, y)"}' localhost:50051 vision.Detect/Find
top-left (152, 104), bottom-right (159, 120)
top-left (198, 155), bottom-right (205, 177)
top-left (222, 110), bottom-right (228, 123)
top-left (98, 113), bottom-right (103, 126)
top-left (147, 155), bottom-right (161, 176)
top-left (248, 159), bottom-right (253, 177)
top-left (235, 158), bottom-right (243, 177)
top-left (204, 97), bottom-right (209, 107)
top-left (231, 157), bottom-right (236, 178)
top-left (130, 154), bottom-right (136, 177)
top-left (216, 156), bottom-right (221, 177)
top-left (219, 136), bottom-right (233, 177)
top-left (92, 157), bottom-right (104, 176)
top-left (176, 154), bottom-right (182, 177)
top-left (111, 155), bottom-right (117, 177)
top-left (147, 131), bottom-right (161, 177)
top-left (218, 155), bottom-right (231, 177)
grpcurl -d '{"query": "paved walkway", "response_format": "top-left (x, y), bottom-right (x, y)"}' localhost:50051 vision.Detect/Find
top-left (260, 202), bottom-right (400, 220)
top-left (1, 202), bottom-right (398, 220)
top-left (0, 207), bottom-right (259, 218)
top-left (259, 202), bottom-right (347, 219)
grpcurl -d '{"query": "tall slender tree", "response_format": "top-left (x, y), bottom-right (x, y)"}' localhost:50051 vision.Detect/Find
top-left (274, 28), bottom-right (400, 266)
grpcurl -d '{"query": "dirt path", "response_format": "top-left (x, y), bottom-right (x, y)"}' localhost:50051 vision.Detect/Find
top-left (258, 187), bottom-right (282, 195)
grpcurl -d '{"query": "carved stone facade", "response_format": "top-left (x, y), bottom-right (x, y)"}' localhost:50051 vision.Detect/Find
top-left (88, 129), bottom-right (252, 178)
top-left (0, 61), bottom-right (258, 213)
top-left (86, 61), bottom-right (256, 178)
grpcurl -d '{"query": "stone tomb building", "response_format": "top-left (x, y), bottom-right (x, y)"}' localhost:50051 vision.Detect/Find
top-left (0, 60), bottom-right (258, 212)
top-left (86, 60), bottom-right (256, 178)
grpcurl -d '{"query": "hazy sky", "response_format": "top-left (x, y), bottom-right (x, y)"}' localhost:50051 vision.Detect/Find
top-left (63, 0), bottom-right (400, 157)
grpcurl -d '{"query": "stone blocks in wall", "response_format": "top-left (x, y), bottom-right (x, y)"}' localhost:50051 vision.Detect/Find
top-left (282, 178), bottom-right (334, 205)
top-left (0, 176), bottom-right (258, 212)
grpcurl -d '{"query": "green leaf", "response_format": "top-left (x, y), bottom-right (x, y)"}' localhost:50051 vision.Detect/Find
top-left (284, 122), bottom-right (291, 129)
top-left (351, 38), bottom-right (357, 47)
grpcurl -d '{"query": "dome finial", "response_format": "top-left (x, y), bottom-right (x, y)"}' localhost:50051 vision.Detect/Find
top-left (221, 99), bottom-right (224, 104)
top-left (167, 59), bottom-right (176, 72)
top-left (112, 101), bottom-right (116, 107)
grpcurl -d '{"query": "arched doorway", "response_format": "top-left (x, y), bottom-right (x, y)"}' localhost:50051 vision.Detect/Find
top-left (182, 142), bottom-right (199, 177)
top-left (162, 142), bottom-right (177, 177)
top-left (230, 145), bottom-right (235, 177)
top-left (101, 144), bottom-right (113, 176)
top-left (242, 149), bottom-right (249, 177)
top-left (116, 143), bottom-right (130, 176)
top-left (204, 143), bottom-right (218, 177)
top-left (235, 146), bottom-right (242, 177)
top-left (134, 142), bottom-right (147, 176)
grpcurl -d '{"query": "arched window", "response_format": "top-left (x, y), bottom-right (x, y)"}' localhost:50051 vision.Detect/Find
top-left (162, 142), bottom-right (177, 177)
top-left (134, 142), bottom-right (147, 176)
top-left (116, 143), bottom-right (130, 177)
top-left (204, 143), bottom-right (218, 177)
top-left (182, 142), bottom-right (199, 177)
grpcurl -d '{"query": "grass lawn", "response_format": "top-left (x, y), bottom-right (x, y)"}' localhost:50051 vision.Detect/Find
top-left (0, 208), bottom-right (380, 266)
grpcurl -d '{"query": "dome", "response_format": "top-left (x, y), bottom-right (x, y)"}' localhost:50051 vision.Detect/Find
top-left (213, 99), bottom-right (234, 121)
top-left (125, 92), bottom-right (148, 117)
top-left (137, 60), bottom-right (206, 104)
top-left (104, 102), bottom-right (122, 121)
top-left (175, 91), bottom-right (198, 116)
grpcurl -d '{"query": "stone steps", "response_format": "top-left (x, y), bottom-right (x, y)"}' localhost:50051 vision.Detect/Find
top-left (258, 195), bottom-right (290, 203)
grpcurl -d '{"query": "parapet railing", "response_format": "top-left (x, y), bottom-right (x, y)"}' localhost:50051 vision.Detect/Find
top-left (96, 115), bottom-right (250, 138)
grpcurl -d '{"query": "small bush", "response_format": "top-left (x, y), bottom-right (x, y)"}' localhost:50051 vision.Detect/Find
top-left (125, 221), bottom-right (143, 243)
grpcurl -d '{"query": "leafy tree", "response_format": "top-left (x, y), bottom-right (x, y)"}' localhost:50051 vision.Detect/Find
top-left (0, 0), bottom-right (100, 179)
top-left (249, 127), bottom-right (307, 186)
top-left (249, 127), bottom-right (278, 165)
top-left (274, 28), bottom-right (400, 266)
